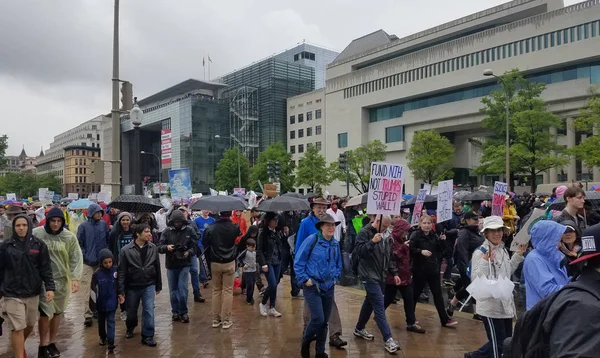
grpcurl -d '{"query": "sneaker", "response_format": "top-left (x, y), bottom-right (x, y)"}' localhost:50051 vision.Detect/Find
top-left (107, 342), bottom-right (115, 352)
top-left (292, 292), bottom-right (304, 299)
top-left (141, 337), bottom-right (157, 347)
top-left (315, 353), bottom-right (329, 358)
top-left (444, 319), bottom-right (459, 327)
top-left (259, 288), bottom-right (266, 296)
top-left (406, 324), bottom-right (426, 334)
top-left (172, 313), bottom-right (180, 321)
top-left (384, 338), bottom-right (400, 353)
top-left (246, 299), bottom-right (254, 305)
top-left (120, 311), bottom-right (127, 321)
top-left (353, 328), bottom-right (375, 341)
top-left (180, 314), bottom-right (190, 323)
top-left (99, 338), bottom-right (107, 346)
top-left (446, 303), bottom-right (455, 317)
top-left (125, 331), bottom-right (134, 339)
top-left (328, 333), bottom-right (348, 348)
top-left (212, 320), bottom-right (222, 328)
top-left (222, 320), bottom-right (233, 329)
top-left (259, 303), bottom-right (268, 317)
top-left (443, 279), bottom-right (455, 286)
top-left (473, 314), bottom-right (483, 321)
top-left (418, 293), bottom-right (429, 302)
top-left (47, 343), bottom-right (60, 358)
top-left (38, 346), bottom-right (50, 358)
top-left (194, 294), bottom-right (206, 303)
top-left (84, 317), bottom-right (93, 327)
top-left (268, 308), bottom-right (282, 317)
top-left (301, 340), bottom-right (311, 358)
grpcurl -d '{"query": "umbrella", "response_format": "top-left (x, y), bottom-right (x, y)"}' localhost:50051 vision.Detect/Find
top-left (345, 193), bottom-right (368, 207)
top-left (282, 192), bottom-right (303, 199)
top-left (548, 191), bottom-right (600, 211)
top-left (0, 200), bottom-right (19, 206)
top-left (257, 196), bottom-right (310, 212)
top-left (68, 199), bottom-right (95, 210)
top-left (190, 195), bottom-right (248, 212)
top-left (402, 194), bottom-right (415, 201)
top-left (305, 192), bottom-right (316, 199)
top-left (109, 195), bottom-right (163, 213)
top-left (462, 191), bottom-right (493, 202)
top-left (402, 195), bottom-right (438, 209)
top-left (453, 190), bottom-right (472, 201)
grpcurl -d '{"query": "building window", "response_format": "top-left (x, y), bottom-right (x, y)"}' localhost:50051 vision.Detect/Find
top-left (338, 133), bottom-right (348, 148)
top-left (316, 99), bottom-right (321, 103)
top-left (290, 145), bottom-right (295, 154)
top-left (290, 115), bottom-right (295, 125)
top-left (315, 125), bottom-right (322, 135)
top-left (307, 127), bottom-right (312, 137)
top-left (298, 113), bottom-right (304, 123)
top-left (307, 112), bottom-right (313, 121)
top-left (307, 143), bottom-right (313, 149)
top-left (290, 130), bottom-right (295, 139)
top-left (298, 129), bottom-right (304, 138)
top-left (298, 144), bottom-right (304, 153)
top-left (315, 109), bottom-right (322, 119)
top-left (316, 141), bottom-right (322, 151)
top-left (385, 126), bottom-right (404, 143)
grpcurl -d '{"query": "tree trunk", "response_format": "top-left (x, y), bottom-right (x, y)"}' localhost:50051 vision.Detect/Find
top-left (530, 169), bottom-right (537, 194)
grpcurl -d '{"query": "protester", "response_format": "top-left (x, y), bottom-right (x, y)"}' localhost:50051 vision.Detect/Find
top-left (552, 186), bottom-right (586, 236)
top-left (177, 207), bottom-right (205, 303)
top-left (0, 214), bottom-right (55, 358)
top-left (326, 200), bottom-right (346, 242)
top-left (77, 203), bottom-right (110, 327)
top-left (91, 249), bottom-right (118, 352)
top-left (3, 205), bottom-right (24, 239)
top-left (257, 212), bottom-right (284, 317)
top-left (33, 208), bottom-right (83, 358)
top-left (352, 214), bottom-right (402, 353)
top-left (118, 224), bottom-right (161, 347)
top-left (237, 226), bottom-right (264, 295)
top-left (437, 201), bottom-right (462, 286)
top-left (237, 239), bottom-right (257, 305)
top-left (523, 220), bottom-right (570, 310)
top-left (557, 219), bottom-right (583, 278)
top-left (194, 209), bottom-right (215, 287)
top-left (108, 212), bottom-right (134, 264)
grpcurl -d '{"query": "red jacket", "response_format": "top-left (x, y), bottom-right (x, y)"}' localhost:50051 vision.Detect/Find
top-left (387, 219), bottom-right (412, 286)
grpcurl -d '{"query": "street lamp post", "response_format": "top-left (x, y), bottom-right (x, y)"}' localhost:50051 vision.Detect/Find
top-left (110, 0), bottom-right (121, 199)
top-left (130, 98), bottom-right (144, 195)
top-left (484, 69), bottom-right (510, 186)
top-left (141, 151), bottom-right (161, 183)
top-left (215, 134), bottom-right (241, 188)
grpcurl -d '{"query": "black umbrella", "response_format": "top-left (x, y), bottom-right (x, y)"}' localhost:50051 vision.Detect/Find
top-left (401, 195), bottom-right (438, 209)
top-left (109, 195), bottom-right (164, 213)
top-left (282, 192), bottom-right (303, 199)
top-left (548, 191), bottom-right (600, 211)
top-left (257, 196), bottom-right (310, 212)
top-left (190, 195), bottom-right (248, 212)
top-left (462, 191), bottom-right (493, 202)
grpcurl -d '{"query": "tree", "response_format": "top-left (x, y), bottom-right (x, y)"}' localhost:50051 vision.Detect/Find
top-left (329, 140), bottom-right (387, 193)
top-left (295, 145), bottom-right (332, 192)
top-left (571, 89), bottom-right (600, 167)
top-left (249, 143), bottom-right (295, 193)
top-left (0, 135), bottom-right (7, 170)
top-left (407, 130), bottom-right (455, 184)
top-left (476, 69), bottom-right (568, 192)
top-left (214, 147), bottom-right (250, 192)
top-left (0, 172), bottom-right (62, 198)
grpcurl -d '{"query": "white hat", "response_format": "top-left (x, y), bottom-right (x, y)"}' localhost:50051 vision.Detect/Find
top-left (481, 216), bottom-right (507, 233)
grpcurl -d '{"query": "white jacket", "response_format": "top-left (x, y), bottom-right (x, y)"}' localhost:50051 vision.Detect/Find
top-left (472, 239), bottom-right (524, 319)
top-left (326, 208), bottom-right (346, 241)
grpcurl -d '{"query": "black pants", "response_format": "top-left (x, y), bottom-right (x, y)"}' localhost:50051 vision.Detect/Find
top-left (383, 284), bottom-right (417, 326)
top-left (413, 272), bottom-right (449, 325)
top-left (472, 317), bottom-right (513, 358)
top-left (241, 270), bottom-right (264, 291)
top-left (453, 272), bottom-right (472, 303)
top-left (242, 272), bottom-right (256, 302)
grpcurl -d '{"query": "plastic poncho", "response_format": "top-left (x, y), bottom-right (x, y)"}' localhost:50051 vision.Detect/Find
top-left (33, 224), bottom-right (83, 282)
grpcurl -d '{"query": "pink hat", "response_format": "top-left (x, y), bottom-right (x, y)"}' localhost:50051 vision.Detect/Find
top-left (555, 185), bottom-right (568, 198)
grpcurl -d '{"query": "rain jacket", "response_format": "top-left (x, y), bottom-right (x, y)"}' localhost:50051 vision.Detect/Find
top-left (77, 204), bottom-right (110, 266)
top-left (91, 249), bottom-right (118, 312)
top-left (523, 220), bottom-right (570, 310)
top-left (158, 210), bottom-right (198, 269)
top-left (294, 232), bottom-right (342, 291)
top-left (354, 224), bottom-right (398, 284)
top-left (295, 213), bottom-right (319, 254)
top-left (32, 208), bottom-right (83, 282)
top-left (388, 219), bottom-right (411, 286)
top-left (108, 212), bottom-right (134, 265)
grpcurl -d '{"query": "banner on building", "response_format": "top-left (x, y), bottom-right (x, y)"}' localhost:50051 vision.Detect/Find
top-left (169, 168), bottom-right (192, 200)
top-left (366, 162), bottom-right (404, 215)
top-left (492, 181), bottom-right (508, 217)
top-left (161, 129), bottom-right (172, 166)
top-left (411, 189), bottom-right (429, 226)
top-left (436, 180), bottom-right (454, 223)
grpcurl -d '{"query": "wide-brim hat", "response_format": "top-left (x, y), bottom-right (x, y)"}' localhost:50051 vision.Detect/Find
top-left (5, 205), bottom-right (25, 215)
top-left (480, 216), bottom-right (508, 233)
top-left (315, 213), bottom-right (341, 230)
top-left (310, 197), bottom-right (331, 207)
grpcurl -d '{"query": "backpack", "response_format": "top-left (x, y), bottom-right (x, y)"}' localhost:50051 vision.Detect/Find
top-left (466, 246), bottom-right (487, 278)
top-left (509, 279), bottom-right (600, 358)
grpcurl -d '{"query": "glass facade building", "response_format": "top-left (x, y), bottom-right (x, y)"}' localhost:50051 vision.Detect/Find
top-left (273, 43), bottom-right (339, 90)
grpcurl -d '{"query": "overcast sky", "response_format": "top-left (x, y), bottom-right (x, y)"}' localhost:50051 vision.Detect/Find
top-left (1, 0), bottom-right (580, 156)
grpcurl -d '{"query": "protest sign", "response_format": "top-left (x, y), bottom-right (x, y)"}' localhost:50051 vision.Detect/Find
top-left (68, 193), bottom-right (79, 200)
top-left (436, 180), bottom-right (454, 223)
top-left (366, 162), bottom-right (404, 215)
top-left (492, 181), bottom-right (508, 217)
top-left (511, 208), bottom-right (546, 251)
top-left (6, 193), bottom-right (16, 201)
top-left (423, 183), bottom-right (432, 194)
top-left (411, 189), bottom-right (428, 226)
top-left (233, 188), bottom-right (246, 196)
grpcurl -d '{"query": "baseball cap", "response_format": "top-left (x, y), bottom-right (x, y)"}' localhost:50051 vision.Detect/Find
top-left (570, 225), bottom-right (600, 265)
top-left (464, 211), bottom-right (480, 220)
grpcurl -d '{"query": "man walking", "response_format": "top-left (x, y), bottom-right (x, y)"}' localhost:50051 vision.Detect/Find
top-left (0, 214), bottom-right (55, 358)
top-left (553, 186), bottom-right (587, 237)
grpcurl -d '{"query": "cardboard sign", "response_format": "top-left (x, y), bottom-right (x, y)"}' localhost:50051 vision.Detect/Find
top-left (366, 162), bottom-right (404, 215)
top-left (233, 188), bottom-right (246, 196)
top-left (68, 193), bottom-right (79, 200)
top-left (492, 181), bottom-right (508, 217)
top-left (511, 208), bottom-right (546, 251)
top-left (411, 189), bottom-right (429, 226)
top-left (436, 180), bottom-right (454, 223)
top-left (6, 193), bottom-right (16, 201)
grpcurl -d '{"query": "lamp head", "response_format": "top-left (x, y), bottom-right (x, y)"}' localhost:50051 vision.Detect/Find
top-left (483, 69), bottom-right (494, 77)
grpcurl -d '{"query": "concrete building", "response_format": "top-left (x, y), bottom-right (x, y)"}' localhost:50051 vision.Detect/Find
top-left (321, 0), bottom-right (600, 195)
top-left (1, 148), bottom-right (42, 176)
top-left (287, 89), bottom-right (326, 194)
top-left (63, 145), bottom-right (102, 197)
top-left (273, 43), bottom-right (339, 90)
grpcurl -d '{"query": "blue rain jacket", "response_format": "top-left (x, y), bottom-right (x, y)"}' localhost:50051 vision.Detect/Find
top-left (294, 232), bottom-right (342, 291)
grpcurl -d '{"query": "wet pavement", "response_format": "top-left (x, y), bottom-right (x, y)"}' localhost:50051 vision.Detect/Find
top-left (0, 270), bottom-right (489, 358)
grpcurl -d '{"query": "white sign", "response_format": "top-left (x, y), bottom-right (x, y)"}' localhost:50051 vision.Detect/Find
top-left (233, 188), bottom-right (246, 196)
top-left (38, 188), bottom-right (48, 200)
top-left (6, 193), bottom-right (16, 201)
top-left (511, 208), bottom-right (546, 251)
top-left (98, 192), bottom-right (111, 204)
top-left (436, 180), bottom-right (454, 223)
top-left (423, 183), bottom-right (432, 194)
top-left (88, 193), bottom-right (98, 200)
top-left (411, 189), bottom-right (429, 226)
top-left (366, 162), bottom-right (404, 215)
top-left (492, 181), bottom-right (508, 217)
top-left (46, 191), bottom-right (55, 202)
top-left (68, 193), bottom-right (79, 200)
top-left (430, 186), bottom-right (439, 195)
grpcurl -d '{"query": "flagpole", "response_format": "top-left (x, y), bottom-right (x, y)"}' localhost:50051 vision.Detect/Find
top-left (208, 53), bottom-right (211, 81)
top-left (203, 57), bottom-right (206, 81)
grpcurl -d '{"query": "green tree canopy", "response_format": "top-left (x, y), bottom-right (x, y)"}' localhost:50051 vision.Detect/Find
top-left (329, 140), bottom-right (387, 194)
top-left (571, 89), bottom-right (600, 167)
top-left (295, 145), bottom-right (331, 192)
top-left (407, 130), bottom-right (455, 184)
top-left (214, 147), bottom-right (250, 192)
top-left (476, 69), bottom-right (568, 192)
top-left (0, 172), bottom-right (62, 198)
top-left (0, 135), bottom-right (7, 170)
top-left (249, 143), bottom-right (295, 193)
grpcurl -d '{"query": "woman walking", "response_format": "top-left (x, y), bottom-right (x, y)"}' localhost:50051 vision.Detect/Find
top-left (257, 212), bottom-right (284, 317)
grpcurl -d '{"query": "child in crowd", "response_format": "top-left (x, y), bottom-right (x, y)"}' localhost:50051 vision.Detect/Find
top-left (91, 249), bottom-right (118, 352)
top-left (237, 239), bottom-right (257, 305)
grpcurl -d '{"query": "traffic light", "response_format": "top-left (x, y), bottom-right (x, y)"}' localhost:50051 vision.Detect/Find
top-left (120, 81), bottom-right (133, 111)
top-left (267, 162), bottom-right (274, 179)
top-left (274, 161), bottom-right (281, 178)
top-left (338, 152), bottom-right (347, 170)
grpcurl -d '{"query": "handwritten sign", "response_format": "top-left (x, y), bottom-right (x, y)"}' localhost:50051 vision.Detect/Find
top-left (233, 188), bottom-right (246, 196)
top-left (511, 208), bottom-right (545, 251)
top-left (492, 181), bottom-right (508, 217)
top-left (68, 193), bottom-right (79, 200)
top-left (436, 180), bottom-right (454, 223)
top-left (411, 189), bottom-right (428, 226)
top-left (6, 193), bottom-right (16, 201)
top-left (423, 183), bottom-right (432, 194)
top-left (366, 162), bottom-right (404, 215)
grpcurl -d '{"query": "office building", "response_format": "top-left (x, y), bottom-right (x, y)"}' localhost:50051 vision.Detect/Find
top-left (63, 145), bottom-right (102, 196)
top-left (323, 0), bottom-right (600, 195)
top-left (274, 42), bottom-right (339, 90)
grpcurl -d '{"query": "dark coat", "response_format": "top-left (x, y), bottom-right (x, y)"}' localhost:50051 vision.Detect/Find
top-left (157, 210), bottom-right (197, 269)
top-left (454, 224), bottom-right (485, 274)
top-left (387, 219), bottom-right (411, 286)
top-left (354, 225), bottom-right (398, 284)
top-left (409, 229), bottom-right (445, 276)
top-left (202, 218), bottom-right (241, 264)
top-left (117, 241), bottom-right (162, 293)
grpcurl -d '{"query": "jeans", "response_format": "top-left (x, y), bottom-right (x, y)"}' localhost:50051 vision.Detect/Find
top-left (356, 282), bottom-right (393, 342)
top-left (125, 285), bottom-right (156, 338)
top-left (472, 317), bottom-right (513, 358)
top-left (280, 249), bottom-right (300, 296)
top-left (190, 256), bottom-right (201, 296)
top-left (443, 257), bottom-right (455, 281)
top-left (413, 272), bottom-right (450, 325)
top-left (261, 264), bottom-right (281, 308)
top-left (167, 266), bottom-right (190, 315)
top-left (242, 272), bottom-right (256, 302)
top-left (383, 284), bottom-right (417, 326)
top-left (211, 261), bottom-right (235, 322)
top-left (303, 284), bottom-right (334, 354)
top-left (98, 310), bottom-right (116, 342)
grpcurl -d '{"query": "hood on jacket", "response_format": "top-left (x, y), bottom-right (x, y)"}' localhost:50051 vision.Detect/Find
top-left (87, 203), bottom-right (104, 219)
top-left (112, 212), bottom-right (133, 234)
top-left (98, 248), bottom-right (114, 266)
top-left (530, 220), bottom-right (567, 263)
top-left (11, 214), bottom-right (33, 241)
top-left (168, 210), bottom-right (186, 227)
top-left (44, 207), bottom-right (65, 235)
top-left (136, 212), bottom-right (157, 229)
top-left (392, 219), bottom-right (411, 244)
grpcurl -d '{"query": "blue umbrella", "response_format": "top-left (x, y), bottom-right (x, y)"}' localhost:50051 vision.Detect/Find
top-left (402, 194), bottom-right (415, 201)
top-left (68, 199), bottom-right (95, 210)
top-left (0, 200), bottom-right (19, 206)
